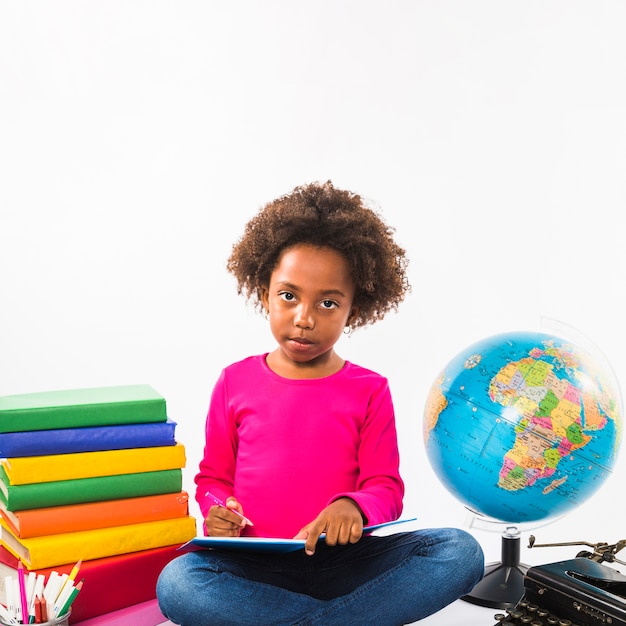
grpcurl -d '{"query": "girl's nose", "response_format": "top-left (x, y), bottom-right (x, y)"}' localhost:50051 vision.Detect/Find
top-left (294, 303), bottom-right (315, 329)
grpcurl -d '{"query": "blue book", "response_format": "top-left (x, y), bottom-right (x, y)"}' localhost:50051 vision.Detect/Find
top-left (0, 418), bottom-right (177, 457)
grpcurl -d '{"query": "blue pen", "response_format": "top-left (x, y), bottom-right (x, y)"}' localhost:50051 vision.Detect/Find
top-left (206, 491), bottom-right (254, 526)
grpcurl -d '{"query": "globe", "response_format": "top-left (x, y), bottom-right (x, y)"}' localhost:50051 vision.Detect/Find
top-left (423, 330), bottom-right (622, 525)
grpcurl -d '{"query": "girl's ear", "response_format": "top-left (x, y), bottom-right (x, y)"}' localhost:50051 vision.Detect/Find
top-left (347, 306), bottom-right (360, 327)
top-left (261, 288), bottom-right (270, 313)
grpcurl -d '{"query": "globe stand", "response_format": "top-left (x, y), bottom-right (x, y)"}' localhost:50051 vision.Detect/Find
top-left (462, 526), bottom-right (528, 609)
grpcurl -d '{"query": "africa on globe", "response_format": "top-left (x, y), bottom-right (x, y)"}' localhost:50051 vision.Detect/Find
top-left (423, 331), bottom-right (622, 524)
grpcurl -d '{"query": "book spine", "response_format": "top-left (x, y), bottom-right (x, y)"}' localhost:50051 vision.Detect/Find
top-left (67, 547), bottom-right (181, 622)
top-left (0, 419), bottom-right (177, 458)
top-left (0, 385), bottom-right (167, 433)
top-left (0, 469), bottom-right (183, 511)
top-left (0, 544), bottom-right (181, 623)
top-left (7, 516), bottom-right (197, 570)
top-left (3, 443), bottom-right (187, 485)
top-left (8, 491), bottom-right (190, 538)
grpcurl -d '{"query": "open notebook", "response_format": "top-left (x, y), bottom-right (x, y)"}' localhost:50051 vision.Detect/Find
top-left (179, 518), bottom-right (417, 554)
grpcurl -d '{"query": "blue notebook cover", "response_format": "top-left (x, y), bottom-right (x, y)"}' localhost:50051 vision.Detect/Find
top-left (180, 518), bottom-right (417, 554)
top-left (0, 418), bottom-right (177, 457)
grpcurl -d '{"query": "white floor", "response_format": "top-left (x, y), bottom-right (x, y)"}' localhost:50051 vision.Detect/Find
top-left (157, 598), bottom-right (497, 625)
top-left (417, 598), bottom-right (496, 625)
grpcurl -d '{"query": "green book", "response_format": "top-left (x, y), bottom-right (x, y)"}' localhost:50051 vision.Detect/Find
top-left (0, 384), bottom-right (167, 433)
top-left (0, 467), bottom-right (183, 511)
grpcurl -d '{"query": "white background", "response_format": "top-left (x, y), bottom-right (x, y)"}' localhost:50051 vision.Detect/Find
top-left (2, 2), bottom-right (626, 623)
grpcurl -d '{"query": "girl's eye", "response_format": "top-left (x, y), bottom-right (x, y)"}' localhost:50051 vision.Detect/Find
top-left (321, 300), bottom-right (338, 309)
top-left (279, 292), bottom-right (295, 302)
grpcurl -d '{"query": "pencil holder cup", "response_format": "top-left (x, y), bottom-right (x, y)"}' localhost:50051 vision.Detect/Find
top-left (0, 610), bottom-right (70, 625)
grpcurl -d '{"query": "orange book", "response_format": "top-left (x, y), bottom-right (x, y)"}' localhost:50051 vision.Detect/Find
top-left (0, 491), bottom-right (189, 538)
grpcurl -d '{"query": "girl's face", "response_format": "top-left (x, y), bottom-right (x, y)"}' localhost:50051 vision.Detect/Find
top-left (261, 244), bottom-right (358, 378)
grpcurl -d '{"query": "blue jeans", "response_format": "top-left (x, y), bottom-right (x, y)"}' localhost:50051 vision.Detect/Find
top-left (156, 528), bottom-right (484, 625)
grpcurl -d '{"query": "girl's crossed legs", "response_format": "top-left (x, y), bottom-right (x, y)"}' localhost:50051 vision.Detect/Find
top-left (156, 528), bottom-right (484, 626)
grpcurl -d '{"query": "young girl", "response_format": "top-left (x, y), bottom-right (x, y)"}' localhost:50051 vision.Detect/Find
top-left (156, 181), bottom-right (484, 625)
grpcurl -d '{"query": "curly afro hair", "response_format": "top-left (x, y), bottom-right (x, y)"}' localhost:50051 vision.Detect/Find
top-left (227, 181), bottom-right (411, 330)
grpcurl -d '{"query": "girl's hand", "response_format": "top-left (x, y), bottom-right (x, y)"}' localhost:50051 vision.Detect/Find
top-left (204, 496), bottom-right (250, 537)
top-left (293, 497), bottom-right (364, 556)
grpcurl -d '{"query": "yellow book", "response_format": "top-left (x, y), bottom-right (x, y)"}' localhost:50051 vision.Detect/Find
top-left (1, 444), bottom-right (186, 485)
top-left (0, 515), bottom-right (197, 570)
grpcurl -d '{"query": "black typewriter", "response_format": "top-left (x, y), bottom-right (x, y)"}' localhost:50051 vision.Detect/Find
top-left (491, 536), bottom-right (626, 625)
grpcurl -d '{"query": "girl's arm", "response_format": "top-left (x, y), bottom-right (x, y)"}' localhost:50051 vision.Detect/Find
top-left (194, 370), bottom-right (242, 533)
top-left (330, 378), bottom-right (405, 526)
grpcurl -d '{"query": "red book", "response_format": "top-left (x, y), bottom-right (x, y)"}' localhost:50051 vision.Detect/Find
top-left (0, 544), bottom-right (180, 623)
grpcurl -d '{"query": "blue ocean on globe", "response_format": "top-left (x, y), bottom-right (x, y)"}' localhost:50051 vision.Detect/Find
top-left (423, 331), bottom-right (622, 524)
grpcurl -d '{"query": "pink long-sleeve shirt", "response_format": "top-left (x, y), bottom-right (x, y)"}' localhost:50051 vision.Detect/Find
top-left (195, 354), bottom-right (404, 538)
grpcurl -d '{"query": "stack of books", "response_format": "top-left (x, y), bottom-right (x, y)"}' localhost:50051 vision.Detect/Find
top-left (0, 384), bottom-right (196, 623)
